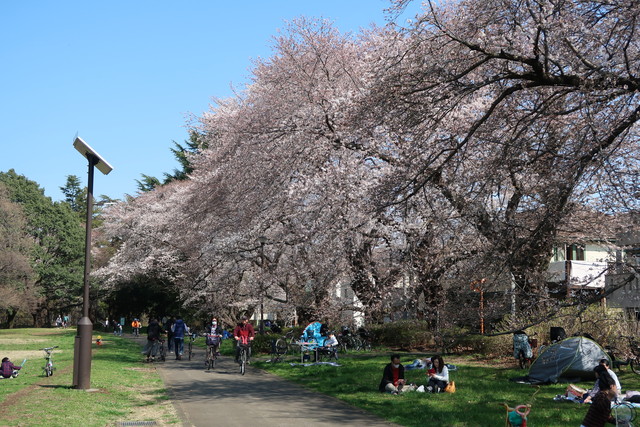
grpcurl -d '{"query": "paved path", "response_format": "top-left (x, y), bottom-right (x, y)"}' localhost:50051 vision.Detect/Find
top-left (142, 340), bottom-right (398, 427)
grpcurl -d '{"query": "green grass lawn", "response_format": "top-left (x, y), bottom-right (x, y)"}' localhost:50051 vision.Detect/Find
top-left (0, 328), bottom-right (178, 426)
top-left (254, 351), bottom-right (640, 427)
top-left (3, 329), bottom-right (639, 427)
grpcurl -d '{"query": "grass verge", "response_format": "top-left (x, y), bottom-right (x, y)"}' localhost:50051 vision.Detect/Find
top-left (0, 328), bottom-right (179, 427)
top-left (254, 351), bottom-right (640, 427)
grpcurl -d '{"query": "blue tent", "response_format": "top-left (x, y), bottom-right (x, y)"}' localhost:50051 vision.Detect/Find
top-left (302, 322), bottom-right (326, 347)
top-left (527, 336), bottom-right (610, 384)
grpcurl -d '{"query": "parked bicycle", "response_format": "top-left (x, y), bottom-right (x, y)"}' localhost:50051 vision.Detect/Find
top-left (237, 336), bottom-right (251, 375)
top-left (607, 336), bottom-right (640, 375)
top-left (40, 346), bottom-right (58, 377)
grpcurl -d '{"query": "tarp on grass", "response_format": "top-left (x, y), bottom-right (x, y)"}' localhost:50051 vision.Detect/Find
top-left (525, 336), bottom-right (610, 384)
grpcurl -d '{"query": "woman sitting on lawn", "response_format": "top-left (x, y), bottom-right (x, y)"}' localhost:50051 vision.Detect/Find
top-left (427, 355), bottom-right (449, 393)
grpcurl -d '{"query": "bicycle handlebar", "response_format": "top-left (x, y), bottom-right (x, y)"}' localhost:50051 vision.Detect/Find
top-left (39, 346), bottom-right (58, 351)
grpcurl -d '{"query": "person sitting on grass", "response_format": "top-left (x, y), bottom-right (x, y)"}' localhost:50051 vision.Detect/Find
top-left (580, 380), bottom-right (617, 427)
top-left (426, 355), bottom-right (449, 393)
top-left (582, 364), bottom-right (619, 404)
top-left (405, 357), bottom-right (430, 370)
top-left (1, 357), bottom-right (22, 378)
top-left (317, 331), bottom-right (339, 360)
top-left (379, 354), bottom-right (406, 394)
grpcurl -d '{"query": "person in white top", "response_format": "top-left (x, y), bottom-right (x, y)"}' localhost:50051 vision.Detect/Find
top-left (427, 355), bottom-right (449, 393)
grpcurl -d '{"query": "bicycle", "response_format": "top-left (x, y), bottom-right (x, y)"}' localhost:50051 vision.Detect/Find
top-left (157, 338), bottom-right (167, 362)
top-left (237, 337), bottom-right (251, 375)
top-left (40, 346), bottom-right (58, 377)
top-left (204, 333), bottom-right (221, 370)
top-left (607, 337), bottom-right (640, 375)
top-left (187, 333), bottom-right (197, 361)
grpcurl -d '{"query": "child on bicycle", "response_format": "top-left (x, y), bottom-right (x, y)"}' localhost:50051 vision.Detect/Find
top-left (205, 317), bottom-right (223, 356)
top-left (1, 357), bottom-right (22, 378)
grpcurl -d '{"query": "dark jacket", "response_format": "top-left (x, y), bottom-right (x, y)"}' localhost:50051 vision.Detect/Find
top-left (147, 320), bottom-right (163, 341)
top-left (205, 324), bottom-right (223, 345)
top-left (206, 324), bottom-right (223, 336)
top-left (172, 319), bottom-right (187, 339)
top-left (379, 362), bottom-right (404, 392)
top-left (581, 391), bottom-right (615, 427)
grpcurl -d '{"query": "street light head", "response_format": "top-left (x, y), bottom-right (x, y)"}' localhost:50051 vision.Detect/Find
top-left (73, 137), bottom-right (114, 175)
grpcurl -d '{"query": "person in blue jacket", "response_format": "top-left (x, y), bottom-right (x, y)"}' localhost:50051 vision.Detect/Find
top-left (171, 316), bottom-right (190, 360)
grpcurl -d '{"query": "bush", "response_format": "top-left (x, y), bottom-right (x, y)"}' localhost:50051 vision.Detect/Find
top-left (454, 333), bottom-right (512, 356)
top-left (251, 333), bottom-right (274, 354)
top-left (369, 320), bottom-right (433, 350)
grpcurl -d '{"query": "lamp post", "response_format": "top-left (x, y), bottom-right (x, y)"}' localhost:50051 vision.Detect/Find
top-left (258, 236), bottom-right (267, 335)
top-left (72, 137), bottom-right (113, 390)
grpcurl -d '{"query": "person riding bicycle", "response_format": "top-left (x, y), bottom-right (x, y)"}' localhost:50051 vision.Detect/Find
top-left (205, 317), bottom-right (223, 356)
top-left (1, 357), bottom-right (22, 378)
top-left (233, 315), bottom-right (255, 363)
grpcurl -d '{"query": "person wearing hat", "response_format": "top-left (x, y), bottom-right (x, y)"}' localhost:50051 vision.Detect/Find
top-left (233, 315), bottom-right (255, 363)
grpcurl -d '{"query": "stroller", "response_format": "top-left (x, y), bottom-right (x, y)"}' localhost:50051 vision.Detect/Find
top-left (513, 331), bottom-right (534, 369)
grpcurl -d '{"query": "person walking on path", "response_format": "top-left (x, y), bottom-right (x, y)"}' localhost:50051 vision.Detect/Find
top-left (145, 318), bottom-right (164, 362)
top-left (172, 316), bottom-right (189, 360)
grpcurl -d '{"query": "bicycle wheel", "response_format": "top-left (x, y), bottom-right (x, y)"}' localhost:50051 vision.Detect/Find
top-left (630, 358), bottom-right (640, 375)
top-left (159, 343), bottom-right (166, 362)
top-left (188, 342), bottom-right (193, 361)
top-left (45, 365), bottom-right (52, 377)
top-left (275, 338), bottom-right (288, 355)
top-left (240, 349), bottom-right (246, 375)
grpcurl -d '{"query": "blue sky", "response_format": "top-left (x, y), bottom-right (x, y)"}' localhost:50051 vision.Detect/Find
top-left (0, 1), bottom-right (418, 202)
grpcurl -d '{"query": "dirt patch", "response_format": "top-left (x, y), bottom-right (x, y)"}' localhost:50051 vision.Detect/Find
top-left (1, 350), bottom-right (49, 362)
top-left (447, 355), bottom-right (516, 369)
top-left (0, 338), bottom-right (48, 345)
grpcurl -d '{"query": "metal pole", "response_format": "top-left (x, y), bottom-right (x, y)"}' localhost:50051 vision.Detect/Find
top-left (74, 154), bottom-right (97, 390)
top-left (259, 240), bottom-right (265, 335)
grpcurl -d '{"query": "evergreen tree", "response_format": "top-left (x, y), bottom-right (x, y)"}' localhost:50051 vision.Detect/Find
top-left (0, 170), bottom-right (84, 325)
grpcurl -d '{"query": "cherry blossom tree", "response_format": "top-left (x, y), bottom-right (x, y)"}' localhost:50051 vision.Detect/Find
top-left (355, 0), bottom-right (640, 303)
top-left (99, 2), bottom-right (640, 331)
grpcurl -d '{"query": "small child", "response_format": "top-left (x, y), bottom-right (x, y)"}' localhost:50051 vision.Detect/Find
top-left (1, 357), bottom-right (22, 378)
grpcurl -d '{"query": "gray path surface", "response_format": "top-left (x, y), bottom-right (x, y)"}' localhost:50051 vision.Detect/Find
top-left (154, 350), bottom-right (398, 427)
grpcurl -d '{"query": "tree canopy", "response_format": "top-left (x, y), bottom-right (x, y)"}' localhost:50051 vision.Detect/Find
top-left (98, 1), bottom-right (640, 330)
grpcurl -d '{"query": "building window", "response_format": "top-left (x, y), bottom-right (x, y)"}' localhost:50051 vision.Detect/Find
top-left (567, 244), bottom-right (585, 261)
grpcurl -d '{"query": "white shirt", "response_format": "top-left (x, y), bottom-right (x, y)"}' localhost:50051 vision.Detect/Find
top-left (324, 335), bottom-right (338, 347)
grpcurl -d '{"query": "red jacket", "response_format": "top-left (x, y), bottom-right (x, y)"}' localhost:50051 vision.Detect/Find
top-left (233, 322), bottom-right (255, 343)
